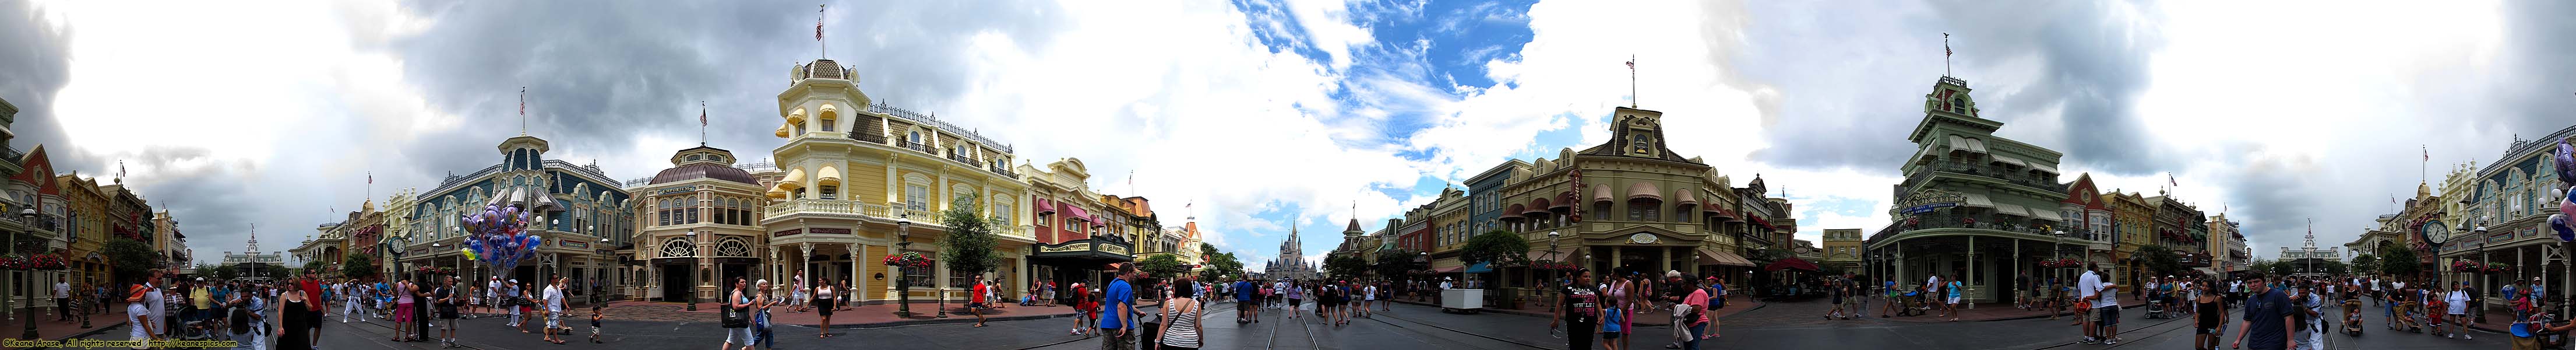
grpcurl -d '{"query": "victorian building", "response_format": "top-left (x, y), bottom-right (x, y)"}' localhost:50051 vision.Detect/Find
top-left (1477, 105), bottom-right (1770, 303)
top-left (624, 145), bottom-right (769, 303)
top-left (2444, 124), bottom-right (2575, 302)
top-left (223, 232), bottom-right (284, 280)
top-left (2278, 224), bottom-right (2339, 276)
top-left (400, 134), bottom-right (637, 293)
top-left (1026, 159), bottom-right (1135, 299)
top-left (757, 58), bottom-right (1038, 306)
top-left (1865, 75), bottom-right (2080, 304)
top-left (1821, 229), bottom-right (1862, 273)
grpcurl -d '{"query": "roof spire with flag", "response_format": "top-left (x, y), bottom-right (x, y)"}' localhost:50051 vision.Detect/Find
top-left (1943, 33), bottom-right (1953, 77)
top-left (700, 101), bottom-right (709, 146)
top-left (519, 86), bottom-right (529, 136)
top-left (1625, 55), bottom-right (1637, 108)
top-left (817, 4), bottom-right (828, 59)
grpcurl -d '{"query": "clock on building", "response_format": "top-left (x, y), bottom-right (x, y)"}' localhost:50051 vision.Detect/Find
top-left (2420, 221), bottom-right (2450, 245)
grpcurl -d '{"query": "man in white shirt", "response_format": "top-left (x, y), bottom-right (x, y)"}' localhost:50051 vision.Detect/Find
top-left (543, 276), bottom-right (569, 344)
top-left (55, 280), bottom-right (72, 321)
top-left (790, 271), bottom-right (808, 312)
top-left (486, 276), bottom-right (502, 316)
top-left (2077, 265), bottom-right (2119, 345)
top-left (2447, 282), bottom-right (2473, 340)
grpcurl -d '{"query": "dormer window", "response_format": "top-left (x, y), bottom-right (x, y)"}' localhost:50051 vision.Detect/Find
top-left (1950, 98), bottom-right (1965, 114)
top-left (1630, 134), bottom-right (1652, 155)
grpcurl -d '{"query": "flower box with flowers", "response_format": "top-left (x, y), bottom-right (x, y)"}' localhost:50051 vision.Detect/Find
top-left (880, 251), bottom-right (932, 269)
top-left (2453, 261), bottom-right (2487, 274)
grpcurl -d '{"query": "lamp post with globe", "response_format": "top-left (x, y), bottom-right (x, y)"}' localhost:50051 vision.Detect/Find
top-left (896, 214), bottom-right (913, 317)
top-left (17, 208), bottom-right (40, 340)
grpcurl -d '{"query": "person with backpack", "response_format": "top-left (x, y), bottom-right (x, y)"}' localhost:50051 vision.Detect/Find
top-left (721, 277), bottom-right (753, 350)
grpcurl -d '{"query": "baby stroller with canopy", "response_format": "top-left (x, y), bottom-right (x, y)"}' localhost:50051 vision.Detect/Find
top-left (2341, 298), bottom-right (2363, 336)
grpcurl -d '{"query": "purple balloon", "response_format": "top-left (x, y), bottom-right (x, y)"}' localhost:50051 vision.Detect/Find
top-left (2554, 214), bottom-right (2574, 242)
top-left (2555, 139), bottom-right (2575, 184)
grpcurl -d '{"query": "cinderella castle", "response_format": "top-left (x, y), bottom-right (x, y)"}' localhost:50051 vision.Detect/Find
top-left (1264, 222), bottom-right (1318, 280)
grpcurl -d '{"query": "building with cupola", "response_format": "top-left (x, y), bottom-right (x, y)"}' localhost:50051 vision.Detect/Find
top-left (2437, 124), bottom-right (2575, 296)
top-left (622, 144), bottom-right (771, 303)
top-left (758, 58), bottom-right (1039, 306)
top-left (1863, 76), bottom-right (2084, 304)
top-left (399, 134), bottom-right (637, 290)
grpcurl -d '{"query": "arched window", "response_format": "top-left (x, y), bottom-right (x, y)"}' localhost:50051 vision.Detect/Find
top-left (716, 237), bottom-right (751, 257)
top-left (661, 237), bottom-right (694, 257)
top-left (1950, 98), bottom-right (1965, 113)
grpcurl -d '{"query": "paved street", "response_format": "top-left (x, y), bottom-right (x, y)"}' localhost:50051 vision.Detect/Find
top-left (40, 296), bottom-right (2526, 349)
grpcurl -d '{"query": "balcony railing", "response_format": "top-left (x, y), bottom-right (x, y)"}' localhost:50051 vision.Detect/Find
top-left (764, 198), bottom-right (944, 226)
top-left (899, 140), bottom-right (933, 154)
top-left (852, 131), bottom-right (887, 145)
top-left (0, 145), bottom-right (22, 167)
top-left (1904, 160), bottom-right (2068, 194)
top-left (945, 152), bottom-right (978, 166)
top-left (988, 164), bottom-right (1019, 178)
top-left (1879, 212), bottom-right (2081, 239)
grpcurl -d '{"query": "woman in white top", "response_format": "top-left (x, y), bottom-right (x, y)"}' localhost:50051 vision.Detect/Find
top-left (1155, 279), bottom-right (1204, 350)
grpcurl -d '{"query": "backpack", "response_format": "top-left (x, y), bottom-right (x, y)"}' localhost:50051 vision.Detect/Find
top-left (719, 292), bottom-right (748, 328)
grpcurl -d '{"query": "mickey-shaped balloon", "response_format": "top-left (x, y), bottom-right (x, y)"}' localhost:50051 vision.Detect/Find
top-left (2553, 214), bottom-right (2574, 242)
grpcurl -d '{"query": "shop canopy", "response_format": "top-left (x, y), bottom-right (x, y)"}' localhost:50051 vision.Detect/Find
top-left (1763, 257), bottom-right (1821, 272)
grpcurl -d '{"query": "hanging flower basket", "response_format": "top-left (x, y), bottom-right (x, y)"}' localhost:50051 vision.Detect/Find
top-left (412, 266), bottom-right (456, 276)
top-left (880, 251), bottom-right (932, 269)
top-left (2, 253), bottom-right (72, 271)
top-left (2452, 261), bottom-right (2486, 273)
top-left (2487, 263), bottom-right (2514, 274)
top-left (1530, 259), bottom-right (1578, 271)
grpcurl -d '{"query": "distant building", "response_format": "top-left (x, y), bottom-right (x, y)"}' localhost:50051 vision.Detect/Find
top-left (225, 232), bottom-right (285, 280)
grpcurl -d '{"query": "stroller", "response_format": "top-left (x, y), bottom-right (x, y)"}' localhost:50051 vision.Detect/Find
top-left (2342, 298), bottom-right (2364, 336)
top-left (1895, 289), bottom-right (1929, 317)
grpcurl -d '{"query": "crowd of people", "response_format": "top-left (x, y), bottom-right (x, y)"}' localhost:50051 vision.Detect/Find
top-left (1538, 268), bottom-right (1727, 350)
top-left (102, 268), bottom-right (328, 350)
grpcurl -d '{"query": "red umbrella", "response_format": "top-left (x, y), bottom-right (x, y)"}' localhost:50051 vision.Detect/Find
top-left (1764, 257), bottom-right (1821, 272)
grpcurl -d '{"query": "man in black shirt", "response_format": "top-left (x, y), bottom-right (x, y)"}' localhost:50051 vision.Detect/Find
top-left (1550, 270), bottom-right (1599, 350)
top-left (2017, 272), bottom-right (2031, 310)
top-left (2232, 274), bottom-right (2294, 350)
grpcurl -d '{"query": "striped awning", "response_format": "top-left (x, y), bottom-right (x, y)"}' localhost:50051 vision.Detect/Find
top-left (1994, 203), bottom-right (2031, 217)
top-left (1696, 247), bottom-right (1755, 267)
top-left (1962, 193), bottom-right (1994, 208)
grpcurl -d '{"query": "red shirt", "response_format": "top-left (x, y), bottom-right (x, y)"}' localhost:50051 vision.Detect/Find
top-left (972, 283), bottom-right (988, 303)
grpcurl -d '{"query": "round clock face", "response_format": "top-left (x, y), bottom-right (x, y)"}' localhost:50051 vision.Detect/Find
top-left (2422, 221), bottom-right (2450, 244)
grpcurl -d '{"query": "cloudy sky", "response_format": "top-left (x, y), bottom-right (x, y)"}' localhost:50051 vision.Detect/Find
top-left (3, 0), bottom-right (2571, 268)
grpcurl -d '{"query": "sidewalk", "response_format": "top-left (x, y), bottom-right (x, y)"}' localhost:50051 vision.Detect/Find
top-left (1386, 294), bottom-right (1766, 326)
top-left (594, 300), bottom-right (1084, 328)
top-left (0, 307), bottom-right (129, 343)
top-left (1873, 299), bottom-right (2148, 323)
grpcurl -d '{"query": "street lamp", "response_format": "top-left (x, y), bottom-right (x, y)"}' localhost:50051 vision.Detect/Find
top-left (594, 235), bottom-right (609, 304)
top-left (20, 208), bottom-right (38, 340)
top-left (896, 214), bottom-right (913, 317)
top-left (2053, 230), bottom-right (2066, 282)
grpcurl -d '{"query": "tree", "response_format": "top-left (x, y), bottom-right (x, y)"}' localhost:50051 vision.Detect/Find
top-left (1138, 254), bottom-right (1190, 282)
top-left (2378, 245), bottom-right (2421, 278)
top-left (2133, 245), bottom-right (2184, 278)
top-left (1199, 249), bottom-right (1245, 282)
top-left (303, 259), bottom-right (329, 275)
top-left (103, 237), bottom-right (156, 283)
top-left (211, 264), bottom-right (239, 280)
top-left (1460, 230), bottom-right (1531, 268)
top-left (1373, 248), bottom-right (1426, 282)
top-left (344, 253), bottom-right (380, 280)
top-left (1324, 251), bottom-right (1370, 279)
top-left (1461, 229), bottom-right (1531, 288)
top-left (936, 194), bottom-right (1003, 283)
top-left (2349, 254), bottom-right (2381, 276)
top-left (2248, 259), bottom-right (2278, 277)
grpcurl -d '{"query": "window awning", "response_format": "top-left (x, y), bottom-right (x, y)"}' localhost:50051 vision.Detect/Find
top-left (1696, 247), bottom-right (1755, 267)
top-left (1035, 198), bottom-right (1056, 215)
top-left (1990, 155), bottom-right (2027, 168)
top-left (1527, 247), bottom-right (1576, 262)
top-left (1961, 193), bottom-right (1994, 208)
top-left (1627, 181), bottom-right (1663, 201)
top-left (2028, 206), bottom-right (2065, 222)
top-left (766, 183), bottom-right (788, 199)
top-left (1674, 189), bottom-right (1701, 207)
top-left (2032, 163), bottom-right (2059, 174)
top-left (777, 168), bottom-right (808, 188)
top-left (1965, 137), bottom-right (1987, 153)
top-left (1593, 184), bottom-right (1614, 204)
top-left (1524, 198), bottom-right (1553, 215)
top-left (1063, 202), bottom-right (1094, 223)
top-left (1994, 203), bottom-right (2031, 217)
top-left (815, 166), bottom-right (843, 186)
top-left (1705, 206), bottom-right (1739, 222)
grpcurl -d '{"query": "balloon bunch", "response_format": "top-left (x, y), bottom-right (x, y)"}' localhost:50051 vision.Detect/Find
top-left (461, 203), bottom-right (545, 272)
top-left (2552, 138), bottom-right (2574, 241)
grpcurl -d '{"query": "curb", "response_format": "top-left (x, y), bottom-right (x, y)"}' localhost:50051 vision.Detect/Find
top-left (827, 303), bottom-right (1176, 329)
top-left (1382, 299), bottom-right (1767, 324)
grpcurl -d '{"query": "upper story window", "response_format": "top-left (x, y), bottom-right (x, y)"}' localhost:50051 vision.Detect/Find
top-left (907, 131), bottom-right (924, 145)
top-left (1950, 98), bottom-right (1965, 113)
top-left (1630, 134), bottom-right (1652, 154)
top-left (820, 117), bottom-right (836, 132)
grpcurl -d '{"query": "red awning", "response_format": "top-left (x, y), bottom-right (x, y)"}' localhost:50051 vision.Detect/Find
top-left (1674, 189), bottom-right (1701, 207)
top-left (1432, 265), bottom-right (1465, 274)
top-left (1528, 197), bottom-right (1555, 214)
top-left (1764, 257), bottom-right (1820, 272)
top-left (1063, 202), bottom-right (1094, 223)
top-left (1505, 204), bottom-right (1528, 217)
top-left (1035, 198), bottom-right (1057, 215)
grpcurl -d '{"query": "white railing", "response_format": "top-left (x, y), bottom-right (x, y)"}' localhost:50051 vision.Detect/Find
top-left (763, 199), bottom-right (947, 226)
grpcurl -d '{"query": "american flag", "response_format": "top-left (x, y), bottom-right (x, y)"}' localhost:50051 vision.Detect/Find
top-left (817, 5), bottom-right (826, 41)
top-left (519, 87), bottom-right (527, 116)
top-left (700, 102), bottom-right (708, 127)
top-left (368, 172), bottom-right (372, 184)
top-left (2167, 172), bottom-right (2176, 187)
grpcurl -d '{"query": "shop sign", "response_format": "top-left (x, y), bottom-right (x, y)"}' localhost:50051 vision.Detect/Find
top-left (1893, 189), bottom-right (1967, 215)
top-left (560, 239), bottom-right (589, 249)
top-left (810, 228), bottom-right (851, 235)
top-left (773, 229), bottom-right (803, 237)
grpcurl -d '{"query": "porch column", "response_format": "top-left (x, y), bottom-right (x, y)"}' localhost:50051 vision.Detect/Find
top-left (1965, 235), bottom-right (1976, 309)
top-left (850, 243), bottom-right (864, 303)
top-left (1660, 247), bottom-right (1673, 275)
top-left (2013, 239), bottom-right (2022, 303)
top-left (1611, 246), bottom-right (1624, 274)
